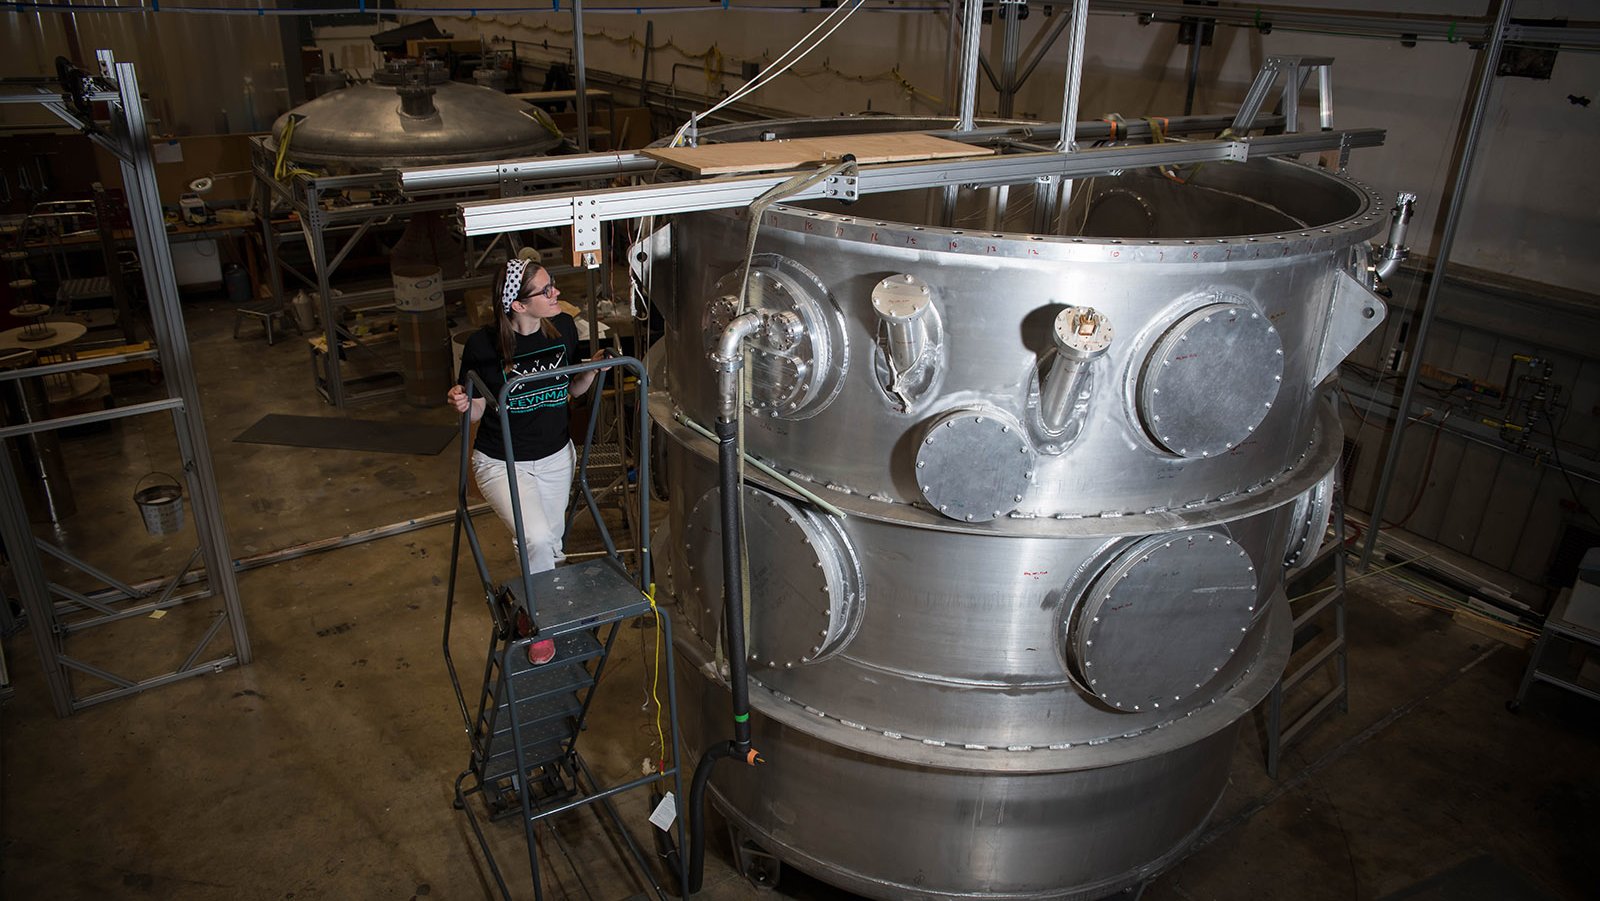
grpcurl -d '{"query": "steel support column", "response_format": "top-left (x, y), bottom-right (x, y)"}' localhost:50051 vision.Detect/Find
top-left (104, 54), bottom-right (251, 663)
top-left (1358, 0), bottom-right (1512, 570)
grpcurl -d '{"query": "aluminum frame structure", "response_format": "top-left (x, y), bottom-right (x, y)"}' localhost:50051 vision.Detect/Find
top-left (0, 53), bottom-right (250, 717)
top-left (426, 125), bottom-right (1380, 240)
top-left (248, 144), bottom-right (506, 408)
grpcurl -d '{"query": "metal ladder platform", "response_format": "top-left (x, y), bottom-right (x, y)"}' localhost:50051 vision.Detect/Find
top-left (443, 356), bottom-right (688, 901)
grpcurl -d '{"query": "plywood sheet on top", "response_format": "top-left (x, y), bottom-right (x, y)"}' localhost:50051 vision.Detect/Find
top-left (641, 133), bottom-right (993, 176)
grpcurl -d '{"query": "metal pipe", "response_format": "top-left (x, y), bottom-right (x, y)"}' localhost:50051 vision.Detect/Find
top-left (1360, 0), bottom-right (1511, 570)
top-left (572, 0), bottom-right (591, 153)
top-left (1373, 192), bottom-right (1417, 281)
top-left (1183, 17), bottom-right (1203, 115)
top-left (1056, 0), bottom-right (1090, 153)
top-left (1040, 305), bottom-right (1113, 433)
top-left (998, 0), bottom-right (1023, 118)
top-left (712, 311), bottom-right (762, 422)
top-left (955, 0), bottom-right (983, 131)
top-left (945, 0), bottom-right (961, 115)
top-left (1015, 8), bottom-right (1075, 90)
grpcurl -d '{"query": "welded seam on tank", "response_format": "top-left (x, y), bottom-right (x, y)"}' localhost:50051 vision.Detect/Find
top-left (654, 397), bottom-right (1342, 536)
top-left (674, 609), bottom-right (1281, 757)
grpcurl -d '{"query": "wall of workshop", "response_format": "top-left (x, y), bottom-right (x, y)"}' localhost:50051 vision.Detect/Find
top-left (1339, 269), bottom-right (1600, 599)
top-left (401, 0), bottom-right (1598, 295)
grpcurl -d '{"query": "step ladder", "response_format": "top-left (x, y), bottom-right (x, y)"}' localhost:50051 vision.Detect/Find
top-left (1265, 476), bottom-right (1350, 778)
top-left (442, 356), bottom-right (689, 900)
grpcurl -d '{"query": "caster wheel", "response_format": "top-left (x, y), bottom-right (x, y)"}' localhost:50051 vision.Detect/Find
top-left (1505, 700), bottom-right (1521, 714)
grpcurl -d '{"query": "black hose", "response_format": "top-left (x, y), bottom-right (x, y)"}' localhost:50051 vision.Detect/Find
top-left (716, 417), bottom-right (754, 750)
top-left (686, 741), bottom-right (736, 892)
top-left (661, 418), bottom-right (763, 895)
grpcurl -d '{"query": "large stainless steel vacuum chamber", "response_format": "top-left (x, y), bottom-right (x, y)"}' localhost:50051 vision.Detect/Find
top-left (646, 117), bottom-right (1388, 899)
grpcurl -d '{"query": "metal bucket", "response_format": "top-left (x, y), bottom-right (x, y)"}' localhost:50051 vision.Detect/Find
top-left (133, 472), bottom-right (184, 536)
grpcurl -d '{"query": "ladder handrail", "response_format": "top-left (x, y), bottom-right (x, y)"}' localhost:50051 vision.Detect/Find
top-left (483, 355), bottom-right (652, 622)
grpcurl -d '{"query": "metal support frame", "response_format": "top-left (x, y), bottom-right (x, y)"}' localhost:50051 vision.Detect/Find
top-left (1092, 1), bottom-right (1600, 50)
top-left (1231, 55), bottom-right (1335, 134)
top-left (1266, 476), bottom-right (1349, 778)
top-left (955, 0), bottom-right (984, 132)
top-left (441, 126), bottom-right (1380, 237)
top-left (249, 141), bottom-right (503, 408)
top-left (1359, 0), bottom-right (1512, 571)
top-left (572, 0), bottom-right (592, 154)
top-left (0, 54), bottom-right (250, 717)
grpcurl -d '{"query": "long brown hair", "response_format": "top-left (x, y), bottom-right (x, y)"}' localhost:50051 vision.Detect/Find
top-left (490, 261), bottom-right (562, 370)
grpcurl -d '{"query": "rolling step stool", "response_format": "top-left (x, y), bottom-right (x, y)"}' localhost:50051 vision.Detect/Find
top-left (443, 356), bottom-right (688, 900)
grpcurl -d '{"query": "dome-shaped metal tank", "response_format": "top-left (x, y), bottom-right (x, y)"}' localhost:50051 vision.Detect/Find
top-left (647, 118), bottom-right (1388, 899)
top-left (267, 63), bottom-right (561, 171)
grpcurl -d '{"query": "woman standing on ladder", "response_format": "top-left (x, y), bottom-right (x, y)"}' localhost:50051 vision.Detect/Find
top-left (447, 257), bottom-right (606, 665)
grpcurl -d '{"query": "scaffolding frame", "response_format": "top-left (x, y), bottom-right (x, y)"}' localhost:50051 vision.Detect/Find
top-left (0, 53), bottom-right (251, 717)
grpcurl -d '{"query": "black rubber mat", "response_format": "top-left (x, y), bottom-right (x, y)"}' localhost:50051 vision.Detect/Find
top-left (1378, 855), bottom-right (1559, 901)
top-left (234, 414), bottom-right (457, 455)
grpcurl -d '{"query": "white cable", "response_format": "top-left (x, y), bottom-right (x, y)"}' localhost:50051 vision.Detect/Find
top-left (670, 0), bottom-right (864, 146)
top-left (712, 0), bottom-right (861, 112)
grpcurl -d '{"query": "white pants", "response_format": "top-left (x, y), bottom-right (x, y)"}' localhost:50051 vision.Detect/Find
top-left (472, 443), bottom-right (575, 576)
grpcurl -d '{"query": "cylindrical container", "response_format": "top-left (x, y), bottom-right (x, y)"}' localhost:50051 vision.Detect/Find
top-left (393, 262), bottom-right (452, 407)
top-left (647, 118), bottom-right (1388, 899)
top-left (223, 264), bottom-right (251, 303)
top-left (290, 290), bottom-right (318, 333)
top-left (133, 472), bottom-right (184, 537)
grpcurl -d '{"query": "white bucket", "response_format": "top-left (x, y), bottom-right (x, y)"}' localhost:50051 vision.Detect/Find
top-left (133, 472), bottom-right (184, 537)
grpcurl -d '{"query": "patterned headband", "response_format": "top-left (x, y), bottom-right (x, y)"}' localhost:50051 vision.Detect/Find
top-left (501, 258), bottom-right (530, 313)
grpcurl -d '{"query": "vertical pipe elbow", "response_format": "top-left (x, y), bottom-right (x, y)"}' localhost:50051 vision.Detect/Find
top-left (1373, 191), bottom-right (1416, 281)
top-left (711, 310), bottom-right (762, 422)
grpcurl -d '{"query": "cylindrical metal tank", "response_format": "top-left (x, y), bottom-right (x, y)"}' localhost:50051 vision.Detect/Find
top-left (646, 117), bottom-right (1387, 899)
top-left (266, 62), bottom-right (561, 171)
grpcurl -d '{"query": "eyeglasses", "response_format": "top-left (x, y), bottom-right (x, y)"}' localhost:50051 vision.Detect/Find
top-left (521, 281), bottom-right (557, 301)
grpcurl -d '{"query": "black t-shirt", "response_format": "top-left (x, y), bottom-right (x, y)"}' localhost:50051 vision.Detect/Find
top-left (458, 315), bottom-right (580, 461)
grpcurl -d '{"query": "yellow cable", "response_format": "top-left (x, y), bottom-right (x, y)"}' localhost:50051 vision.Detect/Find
top-left (646, 582), bottom-right (667, 771)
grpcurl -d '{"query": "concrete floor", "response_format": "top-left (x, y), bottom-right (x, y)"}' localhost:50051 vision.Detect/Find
top-left (2, 297), bottom-right (1597, 900)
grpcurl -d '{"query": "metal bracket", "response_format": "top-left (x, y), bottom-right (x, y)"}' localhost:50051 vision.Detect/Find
top-left (823, 171), bottom-right (858, 202)
top-left (497, 163), bottom-right (528, 198)
top-left (1313, 269), bottom-right (1387, 387)
top-left (571, 196), bottom-right (602, 269)
top-left (1232, 55), bottom-right (1335, 133)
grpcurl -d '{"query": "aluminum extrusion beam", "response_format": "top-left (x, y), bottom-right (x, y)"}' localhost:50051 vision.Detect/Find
top-left (402, 152), bottom-right (658, 192)
top-left (106, 55), bottom-right (250, 663)
top-left (401, 114), bottom-right (1271, 196)
top-left (1359, 0), bottom-right (1512, 571)
top-left (1056, 0), bottom-right (1090, 153)
top-left (456, 128), bottom-right (1382, 236)
top-left (955, 0), bottom-right (983, 131)
top-left (1098, 0), bottom-right (1600, 49)
top-left (572, 0), bottom-right (591, 153)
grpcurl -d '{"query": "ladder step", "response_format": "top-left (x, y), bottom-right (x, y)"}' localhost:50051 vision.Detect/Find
top-left (501, 628), bottom-right (604, 679)
top-left (503, 557), bottom-right (652, 639)
top-left (498, 660), bottom-right (595, 712)
top-left (476, 716), bottom-right (576, 782)
top-left (480, 687), bottom-right (585, 740)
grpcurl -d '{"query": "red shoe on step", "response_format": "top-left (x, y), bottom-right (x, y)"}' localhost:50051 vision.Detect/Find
top-left (528, 639), bottom-right (556, 666)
